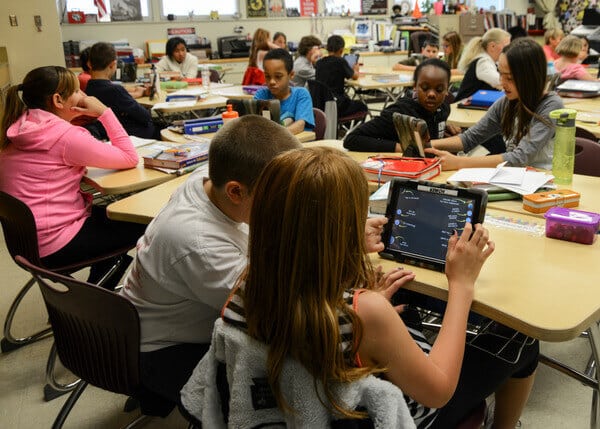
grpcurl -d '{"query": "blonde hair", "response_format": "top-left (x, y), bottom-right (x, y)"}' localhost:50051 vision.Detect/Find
top-left (556, 35), bottom-right (582, 59)
top-left (1, 66), bottom-right (77, 150)
top-left (458, 28), bottom-right (510, 71)
top-left (544, 28), bottom-right (564, 45)
top-left (443, 31), bottom-right (463, 69)
top-left (249, 28), bottom-right (271, 67)
top-left (242, 146), bottom-right (379, 419)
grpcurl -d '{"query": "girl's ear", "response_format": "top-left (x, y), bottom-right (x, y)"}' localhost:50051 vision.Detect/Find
top-left (51, 93), bottom-right (64, 110)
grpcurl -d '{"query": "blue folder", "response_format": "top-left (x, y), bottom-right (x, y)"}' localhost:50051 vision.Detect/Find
top-left (470, 90), bottom-right (504, 107)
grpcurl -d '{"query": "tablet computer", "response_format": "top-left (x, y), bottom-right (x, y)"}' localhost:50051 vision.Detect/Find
top-left (380, 179), bottom-right (488, 272)
top-left (344, 53), bottom-right (359, 68)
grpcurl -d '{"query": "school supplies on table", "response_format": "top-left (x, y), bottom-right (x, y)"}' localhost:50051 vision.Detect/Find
top-left (458, 90), bottom-right (504, 110)
top-left (143, 142), bottom-right (210, 169)
top-left (361, 156), bottom-right (441, 184)
top-left (167, 116), bottom-right (223, 135)
top-left (447, 162), bottom-right (554, 195)
top-left (522, 189), bottom-right (581, 214)
top-left (556, 80), bottom-right (600, 98)
top-left (544, 207), bottom-right (600, 244)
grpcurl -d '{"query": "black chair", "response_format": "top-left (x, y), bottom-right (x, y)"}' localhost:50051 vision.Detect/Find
top-left (576, 126), bottom-right (598, 142)
top-left (307, 79), bottom-right (367, 138)
top-left (15, 255), bottom-right (172, 429)
top-left (0, 191), bottom-right (134, 400)
top-left (225, 98), bottom-right (281, 124)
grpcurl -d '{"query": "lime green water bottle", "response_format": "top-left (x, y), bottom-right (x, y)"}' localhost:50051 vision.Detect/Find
top-left (549, 109), bottom-right (577, 186)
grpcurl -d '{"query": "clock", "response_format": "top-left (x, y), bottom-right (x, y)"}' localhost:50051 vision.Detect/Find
top-left (399, 0), bottom-right (411, 16)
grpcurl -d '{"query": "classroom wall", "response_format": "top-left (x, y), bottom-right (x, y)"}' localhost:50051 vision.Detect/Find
top-left (1, 0), bottom-right (64, 83)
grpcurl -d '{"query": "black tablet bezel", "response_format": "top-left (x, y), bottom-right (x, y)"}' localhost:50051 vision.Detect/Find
top-left (379, 179), bottom-right (488, 272)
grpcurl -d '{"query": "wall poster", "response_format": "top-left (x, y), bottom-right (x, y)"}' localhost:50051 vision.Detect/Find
top-left (110, 0), bottom-right (142, 21)
top-left (300, 0), bottom-right (318, 16)
top-left (361, 0), bottom-right (387, 15)
top-left (247, 0), bottom-right (268, 17)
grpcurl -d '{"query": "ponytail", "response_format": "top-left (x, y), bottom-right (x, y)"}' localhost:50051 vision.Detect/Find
top-left (0, 84), bottom-right (26, 150)
top-left (457, 36), bottom-right (484, 72)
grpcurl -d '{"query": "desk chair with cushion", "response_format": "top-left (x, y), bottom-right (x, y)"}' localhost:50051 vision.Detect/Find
top-left (225, 98), bottom-right (281, 124)
top-left (409, 31), bottom-right (436, 55)
top-left (575, 137), bottom-right (600, 177)
top-left (15, 255), bottom-right (173, 429)
top-left (307, 79), bottom-right (367, 138)
top-left (0, 191), bottom-right (135, 399)
top-left (312, 107), bottom-right (327, 140)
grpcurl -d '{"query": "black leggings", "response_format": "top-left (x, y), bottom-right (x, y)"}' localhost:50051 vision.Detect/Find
top-left (41, 205), bottom-right (146, 290)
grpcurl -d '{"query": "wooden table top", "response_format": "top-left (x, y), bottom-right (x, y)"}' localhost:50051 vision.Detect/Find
top-left (160, 128), bottom-right (317, 144)
top-left (107, 140), bottom-right (600, 342)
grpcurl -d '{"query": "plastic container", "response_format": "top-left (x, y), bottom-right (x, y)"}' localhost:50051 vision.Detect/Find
top-left (522, 189), bottom-right (580, 214)
top-left (549, 108), bottom-right (577, 185)
top-left (544, 207), bottom-right (600, 245)
top-left (201, 64), bottom-right (210, 89)
top-left (222, 104), bottom-right (239, 125)
top-left (547, 61), bottom-right (555, 76)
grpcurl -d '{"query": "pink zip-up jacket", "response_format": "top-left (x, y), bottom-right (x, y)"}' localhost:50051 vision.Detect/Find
top-left (0, 108), bottom-right (139, 257)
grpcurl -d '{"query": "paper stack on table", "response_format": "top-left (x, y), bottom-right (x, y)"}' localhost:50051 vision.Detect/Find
top-left (447, 163), bottom-right (554, 195)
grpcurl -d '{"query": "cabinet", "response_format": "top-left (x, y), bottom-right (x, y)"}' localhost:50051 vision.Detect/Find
top-left (429, 15), bottom-right (460, 38)
top-left (429, 14), bottom-right (485, 42)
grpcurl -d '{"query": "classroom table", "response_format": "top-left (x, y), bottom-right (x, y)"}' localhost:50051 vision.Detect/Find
top-left (106, 141), bottom-right (600, 426)
top-left (160, 128), bottom-right (317, 144)
top-left (448, 103), bottom-right (600, 138)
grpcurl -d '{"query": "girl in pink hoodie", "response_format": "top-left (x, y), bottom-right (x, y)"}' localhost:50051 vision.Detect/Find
top-left (0, 66), bottom-right (146, 289)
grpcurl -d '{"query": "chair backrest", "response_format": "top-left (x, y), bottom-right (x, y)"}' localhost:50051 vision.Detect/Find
top-left (242, 66), bottom-right (265, 85)
top-left (307, 79), bottom-right (336, 111)
top-left (546, 72), bottom-right (563, 92)
top-left (15, 255), bottom-right (141, 395)
top-left (312, 107), bottom-right (326, 140)
top-left (225, 98), bottom-right (281, 124)
top-left (409, 31), bottom-right (434, 54)
top-left (576, 126), bottom-right (598, 142)
top-left (575, 137), bottom-right (600, 177)
top-left (0, 191), bottom-right (42, 266)
top-left (209, 69), bottom-right (221, 83)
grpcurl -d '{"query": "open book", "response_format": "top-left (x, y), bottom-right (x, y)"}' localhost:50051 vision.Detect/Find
top-left (447, 162), bottom-right (554, 195)
top-left (392, 112), bottom-right (433, 158)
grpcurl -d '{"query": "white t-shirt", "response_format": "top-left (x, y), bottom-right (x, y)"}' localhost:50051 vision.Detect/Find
top-left (120, 170), bottom-right (248, 352)
top-left (155, 52), bottom-right (199, 79)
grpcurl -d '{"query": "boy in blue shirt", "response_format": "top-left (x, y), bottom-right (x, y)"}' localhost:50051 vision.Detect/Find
top-left (254, 49), bottom-right (315, 135)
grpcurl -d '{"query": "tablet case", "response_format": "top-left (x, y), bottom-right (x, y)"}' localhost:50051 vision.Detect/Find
top-left (392, 112), bottom-right (433, 158)
top-left (556, 79), bottom-right (600, 98)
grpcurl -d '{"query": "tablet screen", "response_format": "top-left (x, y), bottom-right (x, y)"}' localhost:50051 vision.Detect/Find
top-left (344, 54), bottom-right (359, 68)
top-left (381, 180), bottom-right (487, 271)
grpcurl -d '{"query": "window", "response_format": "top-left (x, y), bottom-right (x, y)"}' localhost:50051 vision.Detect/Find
top-left (160, 0), bottom-right (239, 17)
top-left (64, 0), bottom-right (149, 22)
top-left (325, 0), bottom-right (362, 14)
top-left (474, 0), bottom-right (505, 12)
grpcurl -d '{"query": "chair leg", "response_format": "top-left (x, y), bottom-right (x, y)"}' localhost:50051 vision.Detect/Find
top-left (1, 277), bottom-right (53, 352)
top-left (44, 342), bottom-right (81, 401)
top-left (51, 380), bottom-right (88, 429)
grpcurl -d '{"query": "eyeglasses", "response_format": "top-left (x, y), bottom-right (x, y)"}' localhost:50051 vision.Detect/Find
top-left (442, 44), bottom-right (450, 48)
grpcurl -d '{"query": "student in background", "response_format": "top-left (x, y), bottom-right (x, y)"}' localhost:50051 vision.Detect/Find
top-left (508, 25), bottom-right (527, 40)
top-left (427, 38), bottom-right (564, 170)
top-left (393, 38), bottom-right (440, 71)
top-left (344, 59), bottom-right (458, 152)
top-left (254, 49), bottom-right (315, 135)
top-left (243, 28), bottom-right (279, 85)
top-left (555, 36), bottom-right (596, 81)
top-left (315, 35), bottom-right (368, 119)
top-left (273, 32), bottom-right (288, 50)
top-left (578, 36), bottom-right (591, 64)
top-left (119, 116), bottom-right (302, 413)
top-left (441, 31), bottom-right (463, 73)
top-left (78, 47), bottom-right (92, 92)
top-left (0, 66), bottom-right (145, 290)
top-left (543, 28), bottom-right (564, 62)
top-left (221, 146), bottom-right (538, 428)
top-left (292, 35), bottom-right (322, 87)
top-left (156, 37), bottom-right (199, 79)
top-left (454, 28), bottom-right (511, 101)
top-left (85, 42), bottom-right (159, 140)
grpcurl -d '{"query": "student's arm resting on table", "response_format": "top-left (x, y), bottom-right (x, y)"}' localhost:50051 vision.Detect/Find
top-left (357, 223), bottom-right (494, 408)
top-left (286, 88), bottom-right (315, 134)
top-left (112, 85), bottom-right (154, 124)
top-left (63, 108), bottom-right (138, 169)
top-left (426, 148), bottom-right (504, 170)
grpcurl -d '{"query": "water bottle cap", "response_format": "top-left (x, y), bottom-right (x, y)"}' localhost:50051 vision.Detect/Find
top-left (549, 108), bottom-right (577, 125)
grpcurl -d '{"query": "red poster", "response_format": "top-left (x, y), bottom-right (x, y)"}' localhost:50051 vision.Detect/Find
top-left (300, 0), bottom-right (317, 16)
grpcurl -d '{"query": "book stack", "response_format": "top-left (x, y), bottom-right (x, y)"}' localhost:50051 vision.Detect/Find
top-left (142, 141), bottom-right (210, 175)
top-left (361, 156), bottom-right (441, 184)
